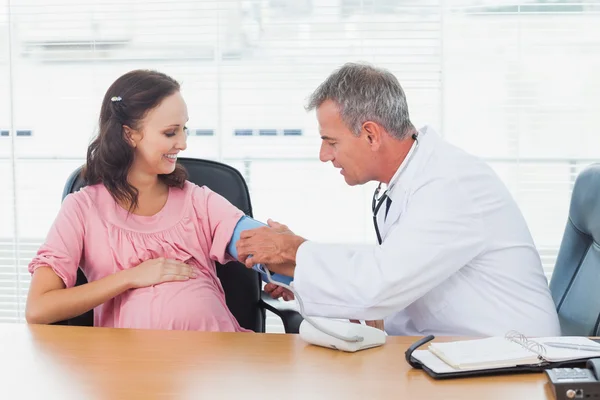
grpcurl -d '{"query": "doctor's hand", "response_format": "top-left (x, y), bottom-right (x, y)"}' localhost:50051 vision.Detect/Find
top-left (267, 219), bottom-right (294, 235)
top-left (264, 282), bottom-right (295, 301)
top-left (236, 219), bottom-right (306, 277)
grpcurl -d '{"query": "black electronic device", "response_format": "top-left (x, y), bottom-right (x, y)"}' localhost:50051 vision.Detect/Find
top-left (546, 359), bottom-right (600, 400)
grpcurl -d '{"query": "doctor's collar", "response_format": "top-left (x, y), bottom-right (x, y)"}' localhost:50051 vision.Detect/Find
top-left (380, 130), bottom-right (420, 193)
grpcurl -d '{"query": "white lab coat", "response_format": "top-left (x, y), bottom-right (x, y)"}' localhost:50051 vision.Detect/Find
top-left (293, 126), bottom-right (561, 337)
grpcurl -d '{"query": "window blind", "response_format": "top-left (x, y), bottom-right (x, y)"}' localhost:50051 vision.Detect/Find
top-left (443, 1), bottom-right (600, 277)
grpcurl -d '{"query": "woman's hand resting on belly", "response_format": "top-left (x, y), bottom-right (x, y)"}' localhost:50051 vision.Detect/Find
top-left (123, 257), bottom-right (197, 288)
top-left (116, 261), bottom-right (240, 331)
top-left (25, 258), bottom-right (197, 326)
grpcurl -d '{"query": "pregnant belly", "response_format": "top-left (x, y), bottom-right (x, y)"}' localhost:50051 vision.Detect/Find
top-left (116, 278), bottom-right (240, 331)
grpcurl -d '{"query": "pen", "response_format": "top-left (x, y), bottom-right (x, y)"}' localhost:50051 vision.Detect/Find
top-left (545, 342), bottom-right (600, 352)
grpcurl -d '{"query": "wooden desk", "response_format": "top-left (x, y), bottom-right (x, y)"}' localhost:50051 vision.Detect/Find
top-left (0, 324), bottom-right (555, 400)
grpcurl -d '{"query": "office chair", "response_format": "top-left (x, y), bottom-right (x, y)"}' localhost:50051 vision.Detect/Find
top-left (549, 163), bottom-right (600, 335)
top-left (58, 157), bottom-right (303, 333)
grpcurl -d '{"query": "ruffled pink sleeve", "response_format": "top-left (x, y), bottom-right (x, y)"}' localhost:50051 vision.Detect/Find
top-left (28, 193), bottom-right (86, 288)
top-left (192, 185), bottom-right (244, 264)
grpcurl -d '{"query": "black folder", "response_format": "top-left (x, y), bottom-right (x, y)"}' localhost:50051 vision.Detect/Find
top-left (405, 335), bottom-right (594, 380)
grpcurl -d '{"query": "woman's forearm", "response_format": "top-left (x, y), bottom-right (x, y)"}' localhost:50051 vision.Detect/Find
top-left (26, 268), bottom-right (133, 325)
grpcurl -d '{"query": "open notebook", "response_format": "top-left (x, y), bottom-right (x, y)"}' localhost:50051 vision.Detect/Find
top-left (410, 331), bottom-right (600, 377)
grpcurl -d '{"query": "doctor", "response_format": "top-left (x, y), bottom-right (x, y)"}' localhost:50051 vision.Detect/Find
top-left (236, 62), bottom-right (561, 337)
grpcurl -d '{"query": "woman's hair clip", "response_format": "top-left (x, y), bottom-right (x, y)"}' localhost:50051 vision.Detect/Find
top-left (111, 96), bottom-right (122, 102)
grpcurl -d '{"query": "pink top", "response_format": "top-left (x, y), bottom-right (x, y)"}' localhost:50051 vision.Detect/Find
top-left (28, 181), bottom-right (249, 332)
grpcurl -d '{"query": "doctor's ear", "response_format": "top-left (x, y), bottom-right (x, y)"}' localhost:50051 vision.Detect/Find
top-left (362, 121), bottom-right (383, 150)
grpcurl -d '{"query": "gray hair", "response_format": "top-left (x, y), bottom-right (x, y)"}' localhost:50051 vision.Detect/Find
top-left (306, 62), bottom-right (413, 140)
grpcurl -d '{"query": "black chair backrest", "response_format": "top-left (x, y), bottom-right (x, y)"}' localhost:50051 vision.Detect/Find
top-left (61, 157), bottom-right (265, 332)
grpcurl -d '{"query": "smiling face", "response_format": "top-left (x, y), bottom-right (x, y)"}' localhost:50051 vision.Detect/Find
top-left (127, 91), bottom-right (189, 177)
top-left (317, 99), bottom-right (376, 186)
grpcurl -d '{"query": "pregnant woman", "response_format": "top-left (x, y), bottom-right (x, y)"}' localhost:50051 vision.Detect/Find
top-left (25, 69), bottom-right (249, 332)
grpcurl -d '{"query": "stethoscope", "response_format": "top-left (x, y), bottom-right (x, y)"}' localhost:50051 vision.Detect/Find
top-left (372, 132), bottom-right (419, 245)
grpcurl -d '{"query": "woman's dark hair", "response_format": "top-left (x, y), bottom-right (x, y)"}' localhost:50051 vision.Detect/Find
top-left (83, 69), bottom-right (188, 212)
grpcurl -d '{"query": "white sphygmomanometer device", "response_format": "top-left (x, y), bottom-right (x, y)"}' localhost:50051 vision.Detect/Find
top-left (229, 216), bottom-right (387, 352)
